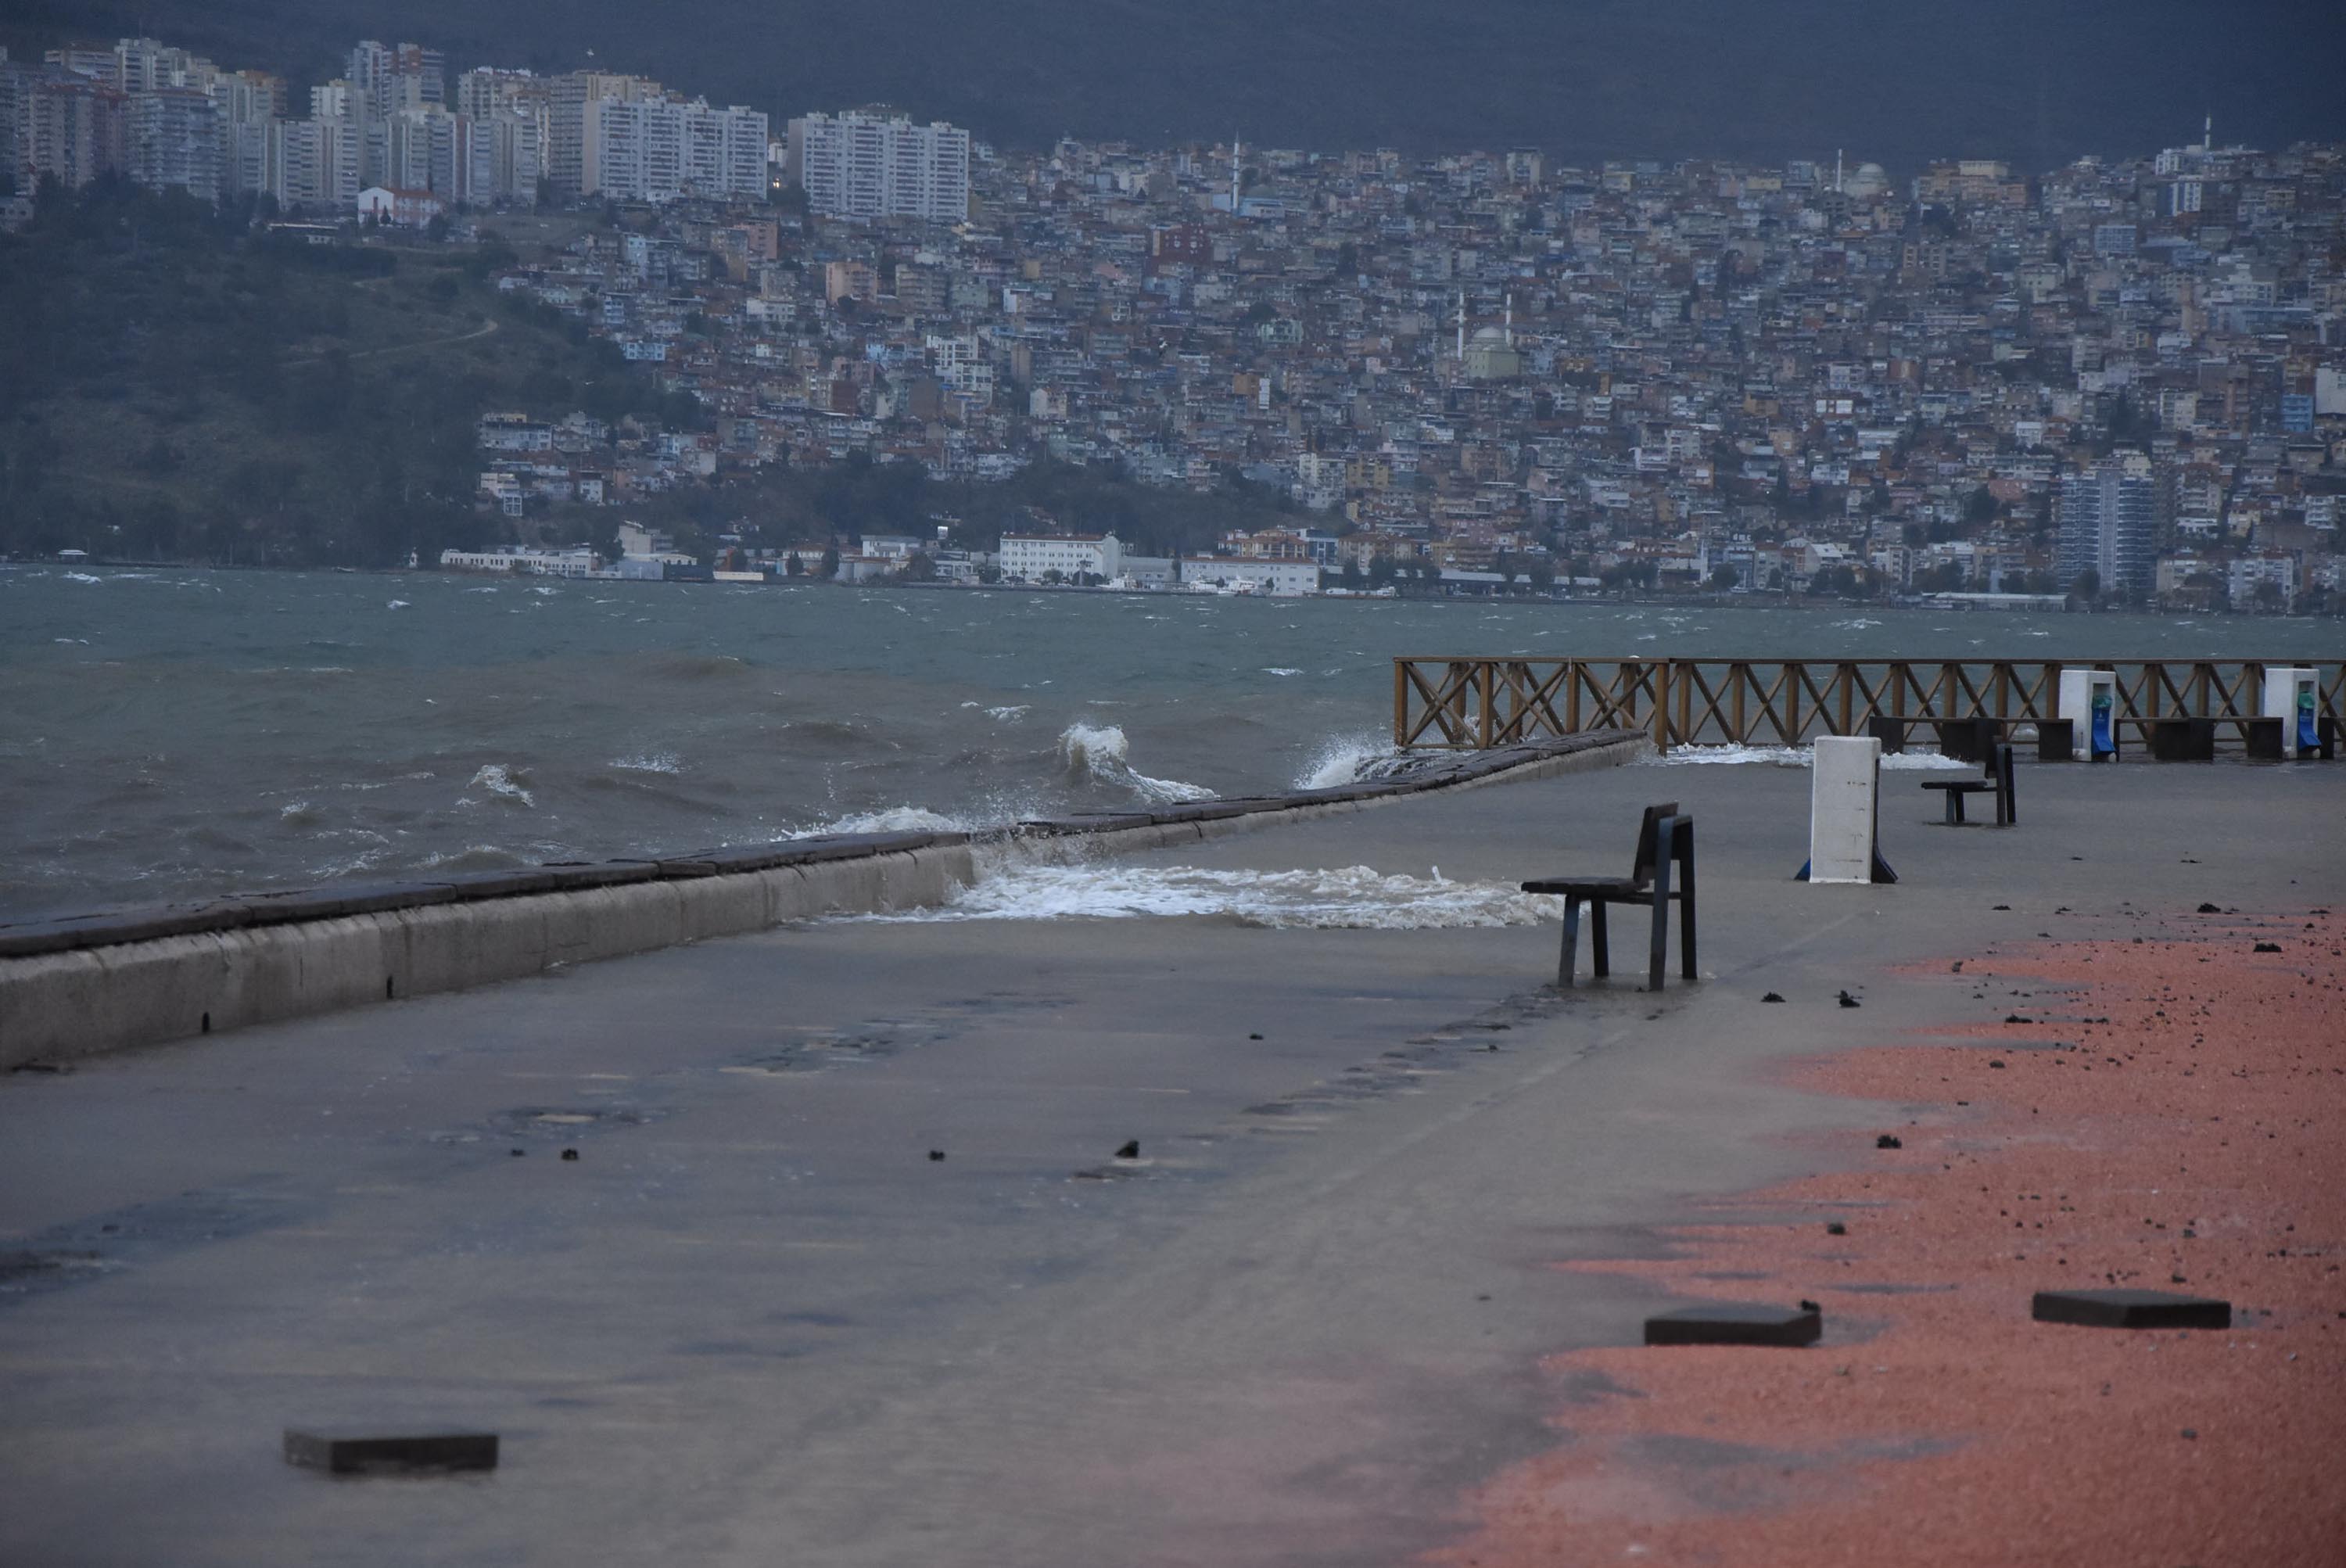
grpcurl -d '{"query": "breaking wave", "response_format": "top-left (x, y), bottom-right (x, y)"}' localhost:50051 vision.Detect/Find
top-left (1296, 734), bottom-right (1420, 789)
top-left (1644, 743), bottom-right (1973, 770)
top-left (610, 752), bottom-right (683, 775)
top-left (791, 806), bottom-right (970, 838)
top-left (888, 862), bottom-right (1562, 929)
top-left (1058, 722), bottom-right (1214, 804)
top-left (462, 763), bottom-right (536, 806)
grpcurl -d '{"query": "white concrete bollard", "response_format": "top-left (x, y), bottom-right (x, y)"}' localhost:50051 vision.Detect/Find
top-left (2262, 667), bottom-right (2318, 754)
top-left (2058, 669), bottom-right (2118, 759)
top-left (1808, 735), bottom-right (1882, 885)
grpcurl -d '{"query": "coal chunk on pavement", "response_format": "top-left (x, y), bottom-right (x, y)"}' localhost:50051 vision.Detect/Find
top-left (2197, 902), bottom-right (2222, 913)
top-left (927, 1150), bottom-right (946, 1161)
top-left (284, 1429), bottom-right (498, 1474)
top-left (2032, 1288), bottom-right (2231, 1330)
top-left (1645, 1302), bottom-right (1822, 1347)
top-left (1761, 992), bottom-right (1785, 1003)
top-left (1838, 991), bottom-right (1861, 1008)
top-left (558, 1148), bottom-right (579, 1161)
top-left (1114, 1140), bottom-right (1140, 1160)
top-left (2254, 942), bottom-right (2282, 953)
top-left (1826, 1222), bottom-right (1847, 1236)
top-left (1875, 1134), bottom-right (1903, 1149)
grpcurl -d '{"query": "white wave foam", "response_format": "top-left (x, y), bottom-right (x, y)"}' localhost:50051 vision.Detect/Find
top-left (462, 763), bottom-right (535, 806)
top-left (1262, 666), bottom-right (1302, 676)
top-left (610, 752), bottom-right (683, 775)
top-left (890, 862), bottom-right (1561, 930)
top-left (1058, 723), bottom-right (1214, 804)
top-left (985, 705), bottom-right (1030, 721)
top-left (63, 572), bottom-right (102, 583)
top-left (794, 806), bottom-right (969, 838)
top-left (1297, 734), bottom-right (1407, 790)
top-left (386, 599), bottom-right (411, 609)
top-left (1645, 744), bottom-right (1975, 770)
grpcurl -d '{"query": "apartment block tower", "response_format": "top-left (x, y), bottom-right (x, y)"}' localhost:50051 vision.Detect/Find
top-left (2056, 459), bottom-right (2162, 601)
top-left (787, 110), bottom-right (970, 224)
top-left (582, 96), bottom-right (768, 203)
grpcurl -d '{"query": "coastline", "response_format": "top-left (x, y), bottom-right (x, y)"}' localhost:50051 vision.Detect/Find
top-left (0, 730), bottom-right (1647, 1067)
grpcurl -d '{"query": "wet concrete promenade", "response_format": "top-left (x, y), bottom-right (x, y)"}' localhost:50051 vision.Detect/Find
top-left (3, 756), bottom-right (2340, 1566)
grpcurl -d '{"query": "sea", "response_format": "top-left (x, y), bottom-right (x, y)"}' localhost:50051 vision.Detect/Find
top-left (4, 565), bottom-right (2337, 924)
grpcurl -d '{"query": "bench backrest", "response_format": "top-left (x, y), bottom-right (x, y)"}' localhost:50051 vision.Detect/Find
top-left (1630, 801), bottom-right (1681, 888)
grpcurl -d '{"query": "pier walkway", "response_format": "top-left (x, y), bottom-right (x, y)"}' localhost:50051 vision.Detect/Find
top-left (2, 758), bottom-right (2340, 1566)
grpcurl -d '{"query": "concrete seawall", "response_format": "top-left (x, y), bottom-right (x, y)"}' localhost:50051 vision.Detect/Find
top-left (0, 731), bottom-right (1646, 1067)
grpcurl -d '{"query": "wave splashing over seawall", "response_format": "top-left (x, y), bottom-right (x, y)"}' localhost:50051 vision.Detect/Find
top-left (894, 862), bottom-right (1559, 930)
top-left (1058, 722), bottom-right (1214, 805)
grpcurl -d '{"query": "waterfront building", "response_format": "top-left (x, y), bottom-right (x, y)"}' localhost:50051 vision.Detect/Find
top-left (2057, 460), bottom-right (2161, 601)
top-left (999, 533), bottom-right (1125, 582)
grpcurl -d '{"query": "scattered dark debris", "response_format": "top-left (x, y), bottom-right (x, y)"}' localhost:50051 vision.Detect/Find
top-left (1993, 904), bottom-right (2011, 911)
top-left (1248, 1032), bottom-right (1264, 1041)
top-left (1989, 1060), bottom-right (2007, 1069)
top-left (1114, 1140), bottom-right (1140, 1161)
top-left (1762, 992), bottom-right (1785, 1003)
top-left (1838, 991), bottom-right (1861, 1009)
top-left (508, 1148), bottom-right (526, 1157)
top-left (1826, 1222), bottom-right (1848, 1236)
top-left (2254, 942), bottom-right (2283, 953)
top-left (1876, 1134), bottom-right (1903, 1150)
top-left (558, 1149), bottom-right (579, 1162)
top-left (7, 1060), bottom-right (73, 1075)
top-left (927, 1150), bottom-right (946, 1161)
top-left (2197, 903), bottom-right (2222, 913)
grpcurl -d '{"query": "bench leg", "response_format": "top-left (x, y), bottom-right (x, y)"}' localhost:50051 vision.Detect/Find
top-left (1647, 839), bottom-right (1674, 992)
top-left (1942, 790), bottom-right (1960, 825)
top-left (1676, 826), bottom-right (1697, 980)
top-left (1591, 900), bottom-right (1609, 978)
top-left (1558, 896), bottom-right (1580, 988)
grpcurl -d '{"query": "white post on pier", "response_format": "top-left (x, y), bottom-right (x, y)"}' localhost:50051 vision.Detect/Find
top-left (1808, 735), bottom-right (1883, 885)
top-left (2058, 669), bottom-right (2118, 759)
top-left (2262, 667), bottom-right (2318, 754)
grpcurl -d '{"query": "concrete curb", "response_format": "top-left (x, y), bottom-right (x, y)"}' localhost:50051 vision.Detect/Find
top-left (0, 731), bottom-right (1648, 1067)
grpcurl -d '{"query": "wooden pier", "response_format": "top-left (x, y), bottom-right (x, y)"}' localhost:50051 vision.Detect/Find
top-left (1393, 657), bottom-right (2346, 752)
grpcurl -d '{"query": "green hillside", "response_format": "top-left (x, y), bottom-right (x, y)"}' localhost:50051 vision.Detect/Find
top-left (0, 182), bottom-right (675, 565)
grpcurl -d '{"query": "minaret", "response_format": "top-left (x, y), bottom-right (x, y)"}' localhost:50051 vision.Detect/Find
top-left (1231, 134), bottom-right (1241, 212)
top-left (1835, 149), bottom-right (1844, 192)
top-left (1456, 290), bottom-right (1466, 359)
top-left (2202, 114), bottom-right (2212, 152)
top-left (1504, 292), bottom-right (1513, 348)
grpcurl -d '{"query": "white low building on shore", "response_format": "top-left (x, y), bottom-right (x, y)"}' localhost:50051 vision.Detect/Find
top-left (999, 533), bottom-right (1124, 582)
top-left (1177, 557), bottom-right (1321, 596)
top-left (439, 547), bottom-right (601, 578)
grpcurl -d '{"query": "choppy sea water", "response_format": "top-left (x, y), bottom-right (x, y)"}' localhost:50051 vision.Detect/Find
top-left (3, 565), bottom-right (2332, 922)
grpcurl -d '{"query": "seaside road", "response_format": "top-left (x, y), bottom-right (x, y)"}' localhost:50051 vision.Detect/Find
top-left (2, 758), bottom-right (2341, 1566)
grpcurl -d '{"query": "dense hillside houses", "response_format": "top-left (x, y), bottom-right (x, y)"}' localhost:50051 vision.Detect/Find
top-left (7, 33), bottom-right (2344, 608)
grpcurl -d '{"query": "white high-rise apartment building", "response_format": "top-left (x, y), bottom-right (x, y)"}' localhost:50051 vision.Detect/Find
top-left (583, 96), bottom-right (767, 203)
top-left (787, 110), bottom-right (970, 224)
top-left (125, 86), bottom-right (220, 199)
top-left (547, 70), bottom-right (656, 192)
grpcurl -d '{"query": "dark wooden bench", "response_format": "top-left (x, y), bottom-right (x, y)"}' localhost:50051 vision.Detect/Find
top-left (1521, 802), bottom-right (1695, 991)
top-left (1919, 742), bottom-right (2016, 826)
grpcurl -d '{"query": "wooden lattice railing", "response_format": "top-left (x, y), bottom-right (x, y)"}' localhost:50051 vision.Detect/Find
top-left (1393, 658), bottom-right (2346, 752)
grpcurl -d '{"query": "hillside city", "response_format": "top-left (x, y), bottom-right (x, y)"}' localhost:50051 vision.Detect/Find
top-left (5, 34), bottom-right (2345, 610)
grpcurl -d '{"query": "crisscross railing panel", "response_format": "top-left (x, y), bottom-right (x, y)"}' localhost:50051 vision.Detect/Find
top-left (1395, 658), bottom-right (2345, 753)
